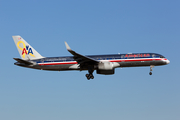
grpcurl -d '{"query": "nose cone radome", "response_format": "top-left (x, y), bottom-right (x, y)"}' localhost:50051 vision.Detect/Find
top-left (166, 59), bottom-right (170, 64)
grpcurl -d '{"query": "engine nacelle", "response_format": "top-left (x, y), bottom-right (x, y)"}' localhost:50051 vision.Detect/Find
top-left (96, 62), bottom-right (120, 75)
top-left (96, 69), bottom-right (114, 75)
top-left (98, 62), bottom-right (113, 70)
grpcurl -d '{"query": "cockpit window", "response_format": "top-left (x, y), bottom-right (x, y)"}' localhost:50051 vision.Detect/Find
top-left (160, 56), bottom-right (165, 58)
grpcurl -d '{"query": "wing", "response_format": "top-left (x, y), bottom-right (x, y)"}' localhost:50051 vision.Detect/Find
top-left (65, 42), bottom-right (99, 66)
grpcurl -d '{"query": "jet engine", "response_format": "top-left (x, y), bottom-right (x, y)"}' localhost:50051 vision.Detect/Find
top-left (96, 62), bottom-right (120, 75)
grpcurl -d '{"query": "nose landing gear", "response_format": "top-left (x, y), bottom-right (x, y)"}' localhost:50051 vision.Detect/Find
top-left (149, 65), bottom-right (154, 75)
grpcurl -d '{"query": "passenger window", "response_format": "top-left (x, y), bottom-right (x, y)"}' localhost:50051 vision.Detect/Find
top-left (160, 56), bottom-right (165, 58)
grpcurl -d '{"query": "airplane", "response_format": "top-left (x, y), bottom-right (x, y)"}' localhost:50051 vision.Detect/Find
top-left (12, 35), bottom-right (170, 80)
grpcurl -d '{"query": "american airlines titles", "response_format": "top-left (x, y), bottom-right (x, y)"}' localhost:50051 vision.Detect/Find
top-left (125, 54), bottom-right (150, 58)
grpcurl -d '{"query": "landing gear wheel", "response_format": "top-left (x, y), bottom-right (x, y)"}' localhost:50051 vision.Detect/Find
top-left (149, 72), bottom-right (152, 75)
top-left (86, 74), bottom-right (89, 77)
top-left (86, 74), bottom-right (90, 80)
top-left (85, 74), bottom-right (94, 80)
top-left (89, 74), bottom-right (94, 79)
top-left (87, 76), bottom-right (91, 80)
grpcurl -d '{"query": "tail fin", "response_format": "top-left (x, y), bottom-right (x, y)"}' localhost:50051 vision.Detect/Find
top-left (12, 35), bottom-right (44, 60)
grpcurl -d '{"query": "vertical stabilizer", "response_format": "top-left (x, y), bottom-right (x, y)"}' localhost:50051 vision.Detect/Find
top-left (12, 35), bottom-right (44, 60)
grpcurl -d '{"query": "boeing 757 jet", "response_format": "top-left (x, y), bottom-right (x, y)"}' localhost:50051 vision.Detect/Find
top-left (13, 36), bottom-right (170, 80)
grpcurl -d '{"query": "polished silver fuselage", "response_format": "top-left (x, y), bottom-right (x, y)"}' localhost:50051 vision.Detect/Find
top-left (14, 53), bottom-right (170, 72)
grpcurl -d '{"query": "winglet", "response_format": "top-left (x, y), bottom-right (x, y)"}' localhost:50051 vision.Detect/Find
top-left (65, 41), bottom-right (71, 50)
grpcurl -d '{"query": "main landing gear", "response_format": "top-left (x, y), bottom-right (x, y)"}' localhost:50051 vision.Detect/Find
top-left (149, 65), bottom-right (154, 75)
top-left (86, 68), bottom-right (94, 80)
top-left (86, 74), bottom-right (94, 80)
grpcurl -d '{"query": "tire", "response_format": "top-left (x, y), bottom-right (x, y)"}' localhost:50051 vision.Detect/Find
top-left (149, 72), bottom-right (152, 75)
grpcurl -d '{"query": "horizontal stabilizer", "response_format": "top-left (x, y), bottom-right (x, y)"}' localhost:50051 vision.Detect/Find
top-left (13, 58), bottom-right (33, 65)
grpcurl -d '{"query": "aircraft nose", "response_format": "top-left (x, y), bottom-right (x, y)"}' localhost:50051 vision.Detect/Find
top-left (166, 59), bottom-right (170, 64)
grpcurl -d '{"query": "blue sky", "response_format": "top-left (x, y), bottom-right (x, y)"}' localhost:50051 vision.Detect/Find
top-left (0, 0), bottom-right (180, 120)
